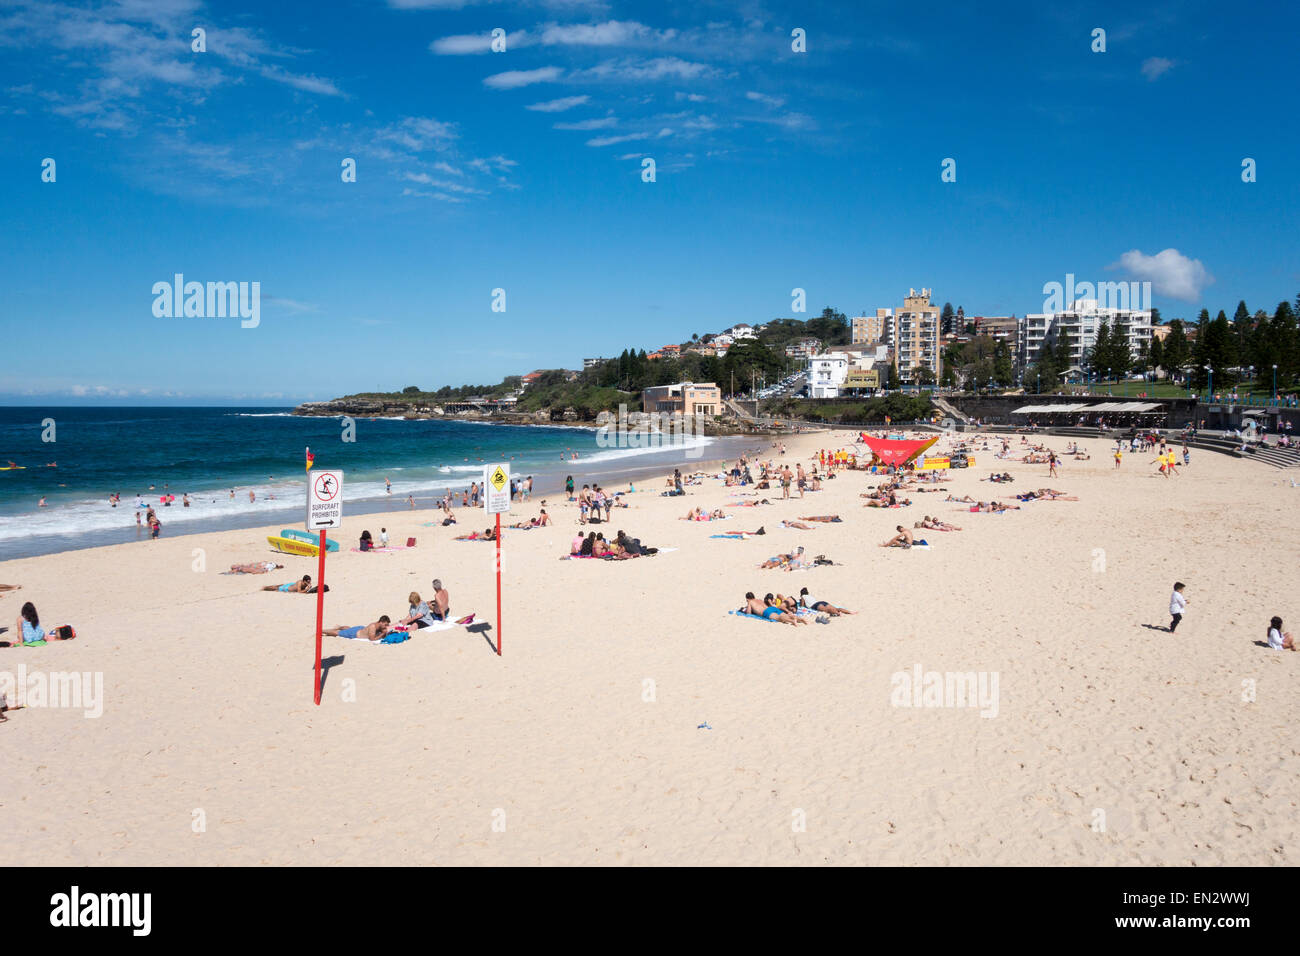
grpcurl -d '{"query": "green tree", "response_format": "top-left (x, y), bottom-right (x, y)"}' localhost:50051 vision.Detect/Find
top-left (1164, 320), bottom-right (1188, 379)
top-left (1148, 334), bottom-right (1164, 375)
top-left (992, 340), bottom-right (1014, 385)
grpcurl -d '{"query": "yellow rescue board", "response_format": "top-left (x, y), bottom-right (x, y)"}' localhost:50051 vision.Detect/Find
top-left (267, 535), bottom-right (320, 557)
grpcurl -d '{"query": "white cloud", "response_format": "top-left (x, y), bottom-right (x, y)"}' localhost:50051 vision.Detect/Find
top-left (538, 20), bottom-right (673, 47)
top-left (526, 94), bottom-right (589, 112)
top-left (430, 30), bottom-right (529, 54)
top-left (378, 116), bottom-right (458, 151)
top-left (745, 90), bottom-right (785, 108)
top-left (484, 66), bottom-right (564, 89)
top-left (553, 116), bottom-right (617, 130)
top-left (1111, 248), bottom-right (1214, 301)
top-left (585, 132), bottom-right (648, 147)
top-left (675, 92), bottom-right (707, 102)
top-left (1140, 57), bottom-right (1174, 81)
top-left (575, 57), bottom-right (716, 83)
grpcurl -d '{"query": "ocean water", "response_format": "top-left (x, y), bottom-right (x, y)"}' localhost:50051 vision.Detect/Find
top-left (0, 407), bottom-right (744, 559)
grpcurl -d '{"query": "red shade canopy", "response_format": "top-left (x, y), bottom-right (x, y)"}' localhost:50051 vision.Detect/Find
top-left (859, 434), bottom-right (939, 466)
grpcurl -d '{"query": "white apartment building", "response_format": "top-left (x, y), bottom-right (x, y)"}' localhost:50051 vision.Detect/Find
top-left (893, 288), bottom-right (941, 382)
top-left (806, 349), bottom-right (887, 398)
top-left (1020, 299), bottom-right (1153, 370)
top-left (726, 324), bottom-right (757, 341)
top-left (807, 352), bottom-right (851, 398)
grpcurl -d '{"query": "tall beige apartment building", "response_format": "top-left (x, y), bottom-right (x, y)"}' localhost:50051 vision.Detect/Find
top-left (893, 288), bottom-right (941, 382)
top-left (851, 308), bottom-right (892, 345)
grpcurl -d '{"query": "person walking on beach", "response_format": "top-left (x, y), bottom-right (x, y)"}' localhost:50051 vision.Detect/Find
top-left (1168, 582), bottom-right (1188, 632)
top-left (1113, 447), bottom-right (1122, 469)
top-left (565, 475), bottom-right (575, 500)
top-left (1048, 452), bottom-right (1059, 478)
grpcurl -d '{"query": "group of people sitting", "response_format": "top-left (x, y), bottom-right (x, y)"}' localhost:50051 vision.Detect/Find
top-left (568, 530), bottom-right (657, 559)
top-left (320, 580), bottom-right (456, 644)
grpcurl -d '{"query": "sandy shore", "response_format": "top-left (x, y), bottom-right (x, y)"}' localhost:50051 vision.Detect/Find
top-left (2, 430), bottom-right (1297, 865)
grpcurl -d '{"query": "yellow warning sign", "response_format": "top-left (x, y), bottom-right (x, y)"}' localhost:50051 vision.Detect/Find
top-left (489, 466), bottom-right (508, 492)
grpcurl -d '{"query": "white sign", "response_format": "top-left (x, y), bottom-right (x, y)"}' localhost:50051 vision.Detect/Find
top-left (307, 470), bottom-right (344, 530)
top-left (484, 463), bottom-right (511, 515)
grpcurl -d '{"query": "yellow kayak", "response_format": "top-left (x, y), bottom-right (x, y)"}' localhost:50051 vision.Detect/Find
top-left (267, 535), bottom-right (320, 557)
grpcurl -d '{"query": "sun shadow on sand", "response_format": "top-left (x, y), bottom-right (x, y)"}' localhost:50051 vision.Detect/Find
top-left (1139, 624), bottom-right (1171, 633)
top-left (318, 654), bottom-right (345, 693)
top-left (467, 621), bottom-right (496, 654)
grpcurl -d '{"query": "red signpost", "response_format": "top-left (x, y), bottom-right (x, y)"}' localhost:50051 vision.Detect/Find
top-left (495, 512), bottom-right (502, 656)
top-left (314, 529), bottom-right (326, 704)
top-left (484, 463), bottom-right (510, 657)
top-left (306, 463), bottom-right (343, 705)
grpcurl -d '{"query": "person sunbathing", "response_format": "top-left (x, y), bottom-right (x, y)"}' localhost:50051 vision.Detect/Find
top-left (880, 526), bottom-right (914, 548)
top-left (797, 588), bottom-right (856, 616)
top-left (263, 575), bottom-right (312, 593)
top-left (230, 561), bottom-right (284, 574)
top-left (759, 548), bottom-right (801, 569)
top-left (780, 520), bottom-right (813, 530)
top-left (945, 494), bottom-right (975, 502)
top-left (324, 617), bottom-right (391, 641)
top-left (713, 527), bottom-right (766, 538)
top-left (799, 515), bottom-right (842, 522)
top-left (917, 516), bottom-right (960, 531)
top-left (1034, 488), bottom-right (1078, 500)
top-left (758, 593), bottom-right (808, 625)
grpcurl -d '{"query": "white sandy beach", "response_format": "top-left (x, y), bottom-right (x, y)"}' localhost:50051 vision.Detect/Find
top-left (1, 430), bottom-right (1297, 866)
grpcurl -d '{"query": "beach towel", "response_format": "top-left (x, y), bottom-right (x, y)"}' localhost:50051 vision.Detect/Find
top-left (710, 533), bottom-right (755, 539)
top-left (728, 609), bottom-right (815, 623)
top-left (350, 546), bottom-right (410, 553)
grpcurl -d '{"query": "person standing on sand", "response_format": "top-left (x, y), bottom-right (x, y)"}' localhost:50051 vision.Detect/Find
top-left (1169, 582), bottom-right (1188, 632)
top-left (1048, 452), bottom-right (1059, 478)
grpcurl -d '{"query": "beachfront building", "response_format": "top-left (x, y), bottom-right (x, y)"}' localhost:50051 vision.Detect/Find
top-left (852, 309), bottom-right (892, 345)
top-left (972, 315), bottom-right (1018, 343)
top-left (583, 357), bottom-right (610, 369)
top-left (808, 352), bottom-right (851, 398)
top-left (785, 337), bottom-right (822, 360)
top-left (893, 288), bottom-right (941, 383)
top-left (641, 382), bottom-right (722, 416)
top-left (807, 349), bottom-right (887, 398)
top-left (726, 324), bottom-right (758, 341)
top-left (1019, 299), bottom-right (1153, 371)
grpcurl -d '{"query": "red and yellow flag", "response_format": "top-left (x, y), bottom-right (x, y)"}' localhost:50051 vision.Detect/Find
top-left (305, 448), bottom-right (315, 473)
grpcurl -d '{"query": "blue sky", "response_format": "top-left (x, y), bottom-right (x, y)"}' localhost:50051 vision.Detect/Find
top-left (1, 0), bottom-right (1297, 404)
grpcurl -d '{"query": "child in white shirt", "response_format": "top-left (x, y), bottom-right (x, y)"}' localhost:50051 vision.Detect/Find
top-left (1169, 582), bottom-right (1187, 632)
